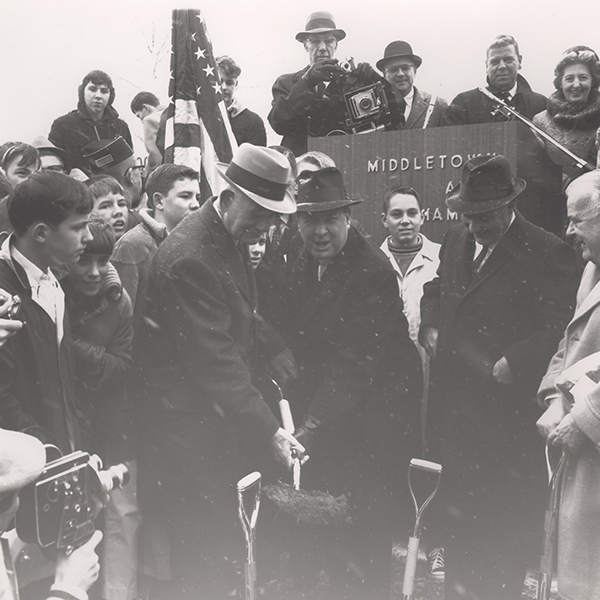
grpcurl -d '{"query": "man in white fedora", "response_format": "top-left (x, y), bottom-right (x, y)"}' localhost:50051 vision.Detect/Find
top-left (137, 143), bottom-right (304, 599)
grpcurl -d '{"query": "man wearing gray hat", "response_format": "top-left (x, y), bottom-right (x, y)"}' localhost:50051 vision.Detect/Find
top-left (269, 11), bottom-right (382, 156)
top-left (377, 41), bottom-right (447, 128)
top-left (419, 154), bottom-right (579, 599)
top-left (137, 144), bottom-right (304, 599)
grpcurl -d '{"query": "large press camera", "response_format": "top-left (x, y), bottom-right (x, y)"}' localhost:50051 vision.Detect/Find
top-left (16, 449), bottom-right (128, 556)
top-left (319, 57), bottom-right (395, 135)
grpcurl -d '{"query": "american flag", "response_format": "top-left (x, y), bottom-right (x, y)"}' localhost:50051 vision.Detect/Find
top-left (158, 9), bottom-right (236, 199)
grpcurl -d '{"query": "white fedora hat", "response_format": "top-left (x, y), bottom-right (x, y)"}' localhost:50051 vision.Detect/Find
top-left (217, 144), bottom-right (296, 214)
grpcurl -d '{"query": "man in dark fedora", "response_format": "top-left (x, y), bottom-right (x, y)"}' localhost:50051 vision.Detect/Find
top-left (268, 11), bottom-right (382, 156)
top-left (136, 143), bottom-right (304, 599)
top-left (419, 154), bottom-right (579, 599)
top-left (282, 167), bottom-right (421, 599)
top-left (377, 41), bottom-right (447, 128)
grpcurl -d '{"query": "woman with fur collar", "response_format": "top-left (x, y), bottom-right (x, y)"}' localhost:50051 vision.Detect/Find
top-left (533, 46), bottom-right (600, 181)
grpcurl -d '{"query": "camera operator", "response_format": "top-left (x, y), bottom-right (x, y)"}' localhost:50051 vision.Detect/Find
top-left (0, 428), bottom-right (102, 600)
top-left (269, 11), bottom-right (389, 156)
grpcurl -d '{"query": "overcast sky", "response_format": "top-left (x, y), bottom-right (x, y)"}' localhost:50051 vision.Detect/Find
top-left (0, 0), bottom-right (596, 157)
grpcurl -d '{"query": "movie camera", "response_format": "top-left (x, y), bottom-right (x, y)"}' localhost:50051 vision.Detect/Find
top-left (16, 449), bottom-right (128, 556)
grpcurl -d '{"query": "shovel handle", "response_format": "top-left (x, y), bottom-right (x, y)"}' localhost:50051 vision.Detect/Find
top-left (279, 399), bottom-right (295, 432)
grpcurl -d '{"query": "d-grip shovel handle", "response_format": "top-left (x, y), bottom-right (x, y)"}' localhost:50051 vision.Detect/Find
top-left (279, 399), bottom-right (301, 490)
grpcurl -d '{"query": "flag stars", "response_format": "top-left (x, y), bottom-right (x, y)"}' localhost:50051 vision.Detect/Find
top-left (196, 86), bottom-right (202, 96)
top-left (203, 65), bottom-right (214, 77)
top-left (195, 47), bottom-right (206, 61)
top-left (212, 82), bottom-right (221, 95)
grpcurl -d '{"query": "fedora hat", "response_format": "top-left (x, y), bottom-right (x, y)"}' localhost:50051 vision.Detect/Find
top-left (0, 429), bottom-right (46, 494)
top-left (217, 143), bottom-right (296, 214)
top-left (32, 136), bottom-right (72, 172)
top-left (446, 154), bottom-right (526, 215)
top-left (295, 11), bottom-right (346, 42)
top-left (376, 41), bottom-right (422, 72)
top-left (296, 167), bottom-right (362, 212)
top-left (82, 136), bottom-right (133, 173)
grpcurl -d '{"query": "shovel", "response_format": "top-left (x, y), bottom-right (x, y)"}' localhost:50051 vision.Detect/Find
top-left (537, 447), bottom-right (567, 600)
top-left (237, 471), bottom-right (261, 600)
top-left (263, 379), bottom-right (351, 526)
top-left (402, 458), bottom-right (442, 600)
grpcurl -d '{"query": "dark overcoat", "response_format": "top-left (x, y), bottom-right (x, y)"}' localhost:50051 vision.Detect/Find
top-left (281, 226), bottom-right (422, 598)
top-left (284, 227), bottom-right (422, 490)
top-left (138, 200), bottom-right (282, 490)
top-left (420, 211), bottom-right (579, 598)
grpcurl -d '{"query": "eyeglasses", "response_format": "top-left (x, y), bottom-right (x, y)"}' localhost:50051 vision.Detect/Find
top-left (124, 164), bottom-right (144, 178)
top-left (42, 165), bottom-right (68, 174)
top-left (306, 37), bottom-right (337, 46)
top-left (385, 64), bottom-right (415, 75)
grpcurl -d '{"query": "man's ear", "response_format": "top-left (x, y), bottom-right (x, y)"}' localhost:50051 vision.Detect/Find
top-left (381, 212), bottom-right (388, 227)
top-left (153, 193), bottom-right (164, 211)
top-left (31, 222), bottom-right (50, 244)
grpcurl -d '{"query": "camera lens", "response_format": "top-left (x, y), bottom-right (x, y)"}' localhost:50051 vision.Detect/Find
top-left (359, 97), bottom-right (373, 111)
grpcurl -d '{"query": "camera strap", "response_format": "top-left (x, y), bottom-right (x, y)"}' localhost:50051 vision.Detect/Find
top-left (0, 536), bottom-right (19, 600)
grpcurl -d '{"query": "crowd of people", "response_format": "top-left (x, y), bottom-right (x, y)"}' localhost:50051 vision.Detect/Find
top-left (1, 9), bottom-right (600, 600)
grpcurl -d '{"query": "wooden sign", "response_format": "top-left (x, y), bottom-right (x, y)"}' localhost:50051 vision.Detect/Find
top-left (310, 122), bottom-right (526, 244)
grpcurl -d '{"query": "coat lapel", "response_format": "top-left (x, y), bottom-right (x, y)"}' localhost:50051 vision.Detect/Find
top-left (462, 215), bottom-right (521, 298)
top-left (571, 262), bottom-right (600, 325)
top-left (290, 229), bottom-right (356, 323)
top-left (203, 202), bottom-right (257, 310)
top-left (406, 88), bottom-right (429, 129)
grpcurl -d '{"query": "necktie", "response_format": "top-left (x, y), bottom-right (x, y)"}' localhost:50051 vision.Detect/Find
top-left (271, 219), bottom-right (284, 251)
top-left (472, 246), bottom-right (488, 276)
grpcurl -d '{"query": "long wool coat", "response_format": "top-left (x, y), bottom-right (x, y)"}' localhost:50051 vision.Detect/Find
top-left (538, 262), bottom-right (600, 600)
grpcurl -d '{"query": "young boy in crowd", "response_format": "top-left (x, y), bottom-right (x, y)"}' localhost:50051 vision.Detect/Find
top-left (86, 175), bottom-right (129, 241)
top-left (380, 186), bottom-right (444, 579)
top-left (0, 171), bottom-right (92, 453)
top-left (0, 142), bottom-right (43, 234)
top-left (0, 142), bottom-right (41, 189)
top-left (62, 215), bottom-right (139, 600)
top-left (111, 163), bottom-right (199, 335)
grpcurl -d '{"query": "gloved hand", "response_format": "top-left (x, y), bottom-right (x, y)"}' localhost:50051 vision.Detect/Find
top-left (303, 59), bottom-right (341, 86)
top-left (293, 415), bottom-right (321, 454)
top-left (354, 62), bottom-right (381, 83)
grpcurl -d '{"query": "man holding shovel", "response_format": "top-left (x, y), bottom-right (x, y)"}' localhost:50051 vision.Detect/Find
top-left (281, 167), bottom-right (422, 600)
top-left (137, 144), bottom-right (305, 600)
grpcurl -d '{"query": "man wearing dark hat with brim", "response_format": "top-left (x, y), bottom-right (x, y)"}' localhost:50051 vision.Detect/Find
top-left (281, 167), bottom-right (422, 599)
top-left (136, 143), bottom-right (304, 600)
top-left (268, 11), bottom-right (382, 156)
top-left (419, 154), bottom-right (579, 600)
top-left (377, 41), bottom-right (447, 128)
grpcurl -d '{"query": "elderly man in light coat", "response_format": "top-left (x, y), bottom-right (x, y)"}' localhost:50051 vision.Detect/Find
top-left (537, 169), bottom-right (600, 600)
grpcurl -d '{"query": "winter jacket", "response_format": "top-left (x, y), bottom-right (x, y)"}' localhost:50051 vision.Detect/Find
top-left (62, 274), bottom-right (134, 461)
top-left (532, 89), bottom-right (600, 179)
top-left (49, 103), bottom-right (133, 175)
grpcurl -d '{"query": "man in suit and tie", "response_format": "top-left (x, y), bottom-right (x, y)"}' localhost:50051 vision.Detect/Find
top-left (137, 144), bottom-right (304, 599)
top-left (537, 170), bottom-right (600, 600)
top-left (419, 154), bottom-right (579, 600)
top-left (377, 41), bottom-right (447, 129)
top-left (282, 167), bottom-right (422, 599)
